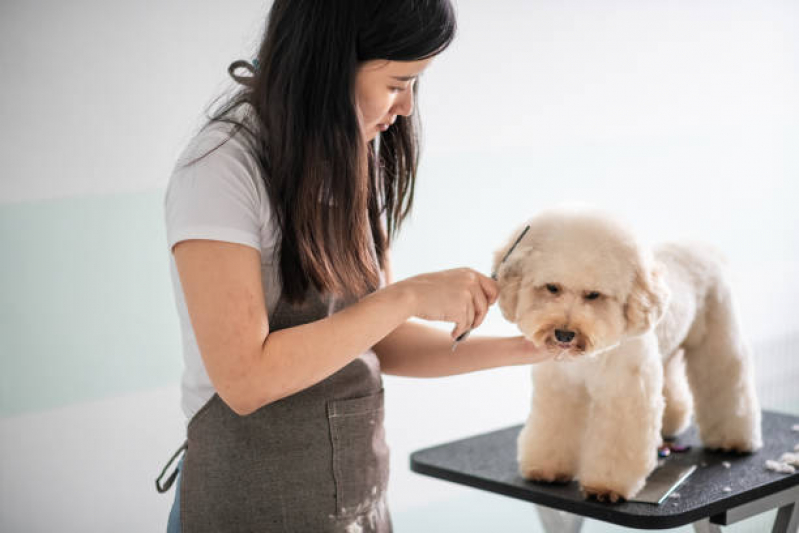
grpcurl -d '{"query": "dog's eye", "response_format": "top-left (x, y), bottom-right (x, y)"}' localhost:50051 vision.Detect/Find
top-left (546, 284), bottom-right (559, 294)
top-left (584, 291), bottom-right (601, 300)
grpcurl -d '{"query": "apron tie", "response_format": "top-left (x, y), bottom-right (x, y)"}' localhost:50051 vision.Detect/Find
top-left (155, 440), bottom-right (188, 493)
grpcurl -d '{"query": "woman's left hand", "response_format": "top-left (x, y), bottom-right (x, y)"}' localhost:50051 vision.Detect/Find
top-left (510, 335), bottom-right (555, 365)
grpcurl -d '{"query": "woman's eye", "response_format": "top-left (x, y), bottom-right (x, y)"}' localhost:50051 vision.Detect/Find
top-left (389, 86), bottom-right (404, 93)
top-left (585, 291), bottom-right (601, 300)
top-left (546, 284), bottom-right (559, 294)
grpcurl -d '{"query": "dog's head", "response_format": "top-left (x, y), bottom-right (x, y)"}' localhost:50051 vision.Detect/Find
top-left (494, 207), bottom-right (670, 360)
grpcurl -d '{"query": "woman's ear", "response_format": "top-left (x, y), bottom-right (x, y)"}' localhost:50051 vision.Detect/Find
top-left (624, 260), bottom-right (671, 337)
top-left (492, 226), bottom-right (531, 324)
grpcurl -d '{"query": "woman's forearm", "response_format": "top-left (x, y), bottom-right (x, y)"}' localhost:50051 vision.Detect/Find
top-left (235, 283), bottom-right (415, 414)
top-left (373, 320), bottom-right (533, 378)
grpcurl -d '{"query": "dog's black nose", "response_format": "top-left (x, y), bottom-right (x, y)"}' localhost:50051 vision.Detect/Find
top-left (555, 329), bottom-right (575, 343)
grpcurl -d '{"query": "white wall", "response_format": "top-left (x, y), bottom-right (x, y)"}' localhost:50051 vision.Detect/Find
top-left (1, 1), bottom-right (797, 532)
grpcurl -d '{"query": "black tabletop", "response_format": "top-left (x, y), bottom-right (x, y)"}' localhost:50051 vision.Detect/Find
top-left (410, 409), bottom-right (799, 530)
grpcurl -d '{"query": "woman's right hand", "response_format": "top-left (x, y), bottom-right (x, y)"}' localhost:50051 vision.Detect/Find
top-left (396, 268), bottom-right (499, 339)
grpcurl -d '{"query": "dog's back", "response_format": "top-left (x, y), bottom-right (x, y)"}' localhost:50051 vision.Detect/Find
top-left (653, 241), bottom-right (731, 359)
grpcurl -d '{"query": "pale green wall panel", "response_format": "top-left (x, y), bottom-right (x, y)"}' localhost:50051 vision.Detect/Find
top-left (0, 190), bottom-right (182, 417)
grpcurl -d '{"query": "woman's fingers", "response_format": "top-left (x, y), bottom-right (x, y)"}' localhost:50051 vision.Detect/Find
top-left (467, 270), bottom-right (497, 331)
top-left (439, 268), bottom-right (501, 339)
top-left (477, 272), bottom-right (499, 305)
top-left (453, 272), bottom-right (494, 338)
top-left (471, 285), bottom-right (489, 330)
top-left (453, 296), bottom-right (475, 339)
top-left (451, 314), bottom-right (468, 338)
top-left (516, 336), bottom-right (555, 363)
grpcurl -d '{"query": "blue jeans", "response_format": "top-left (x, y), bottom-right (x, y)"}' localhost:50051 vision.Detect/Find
top-left (166, 456), bottom-right (183, 533)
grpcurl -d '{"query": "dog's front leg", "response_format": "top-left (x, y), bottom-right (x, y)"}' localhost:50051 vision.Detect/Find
top-left (579, 335), bottom-right (664, 502)
top-left (517, 362), bottom-right (588, 484)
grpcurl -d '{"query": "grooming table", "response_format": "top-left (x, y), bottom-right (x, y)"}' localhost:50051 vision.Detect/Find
top-left (410, 410), bottom-right (799, 532)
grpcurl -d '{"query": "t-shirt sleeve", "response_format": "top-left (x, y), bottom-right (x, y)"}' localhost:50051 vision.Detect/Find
top-left (164, 130), bottom-right (264, 255)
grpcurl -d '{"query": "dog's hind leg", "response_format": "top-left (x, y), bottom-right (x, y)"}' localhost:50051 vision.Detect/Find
top-left (661, 349), bottom-right (693, 438)
top-left (682, 279), bottom-right (762, 453)
top-left (517, 363), bottom-right (587, 484)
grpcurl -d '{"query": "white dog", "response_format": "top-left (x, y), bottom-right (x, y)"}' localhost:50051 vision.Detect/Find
top-left (494, 206), bottom-right (762, 503)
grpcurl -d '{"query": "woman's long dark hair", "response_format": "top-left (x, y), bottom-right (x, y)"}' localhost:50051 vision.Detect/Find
top-left (182, 0), bottom-right (456, 305)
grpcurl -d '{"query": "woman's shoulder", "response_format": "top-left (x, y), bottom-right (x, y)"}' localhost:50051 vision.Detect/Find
top-left (173, 103), bottom-right (261, 175)
top-left (165, 103), bottom-right (279, 252)
top-left (168, 103), bottom-right (269, 208)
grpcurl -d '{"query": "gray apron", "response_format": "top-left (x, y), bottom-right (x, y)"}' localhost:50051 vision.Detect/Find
top-left (156, 258), bottom-right (392, 532)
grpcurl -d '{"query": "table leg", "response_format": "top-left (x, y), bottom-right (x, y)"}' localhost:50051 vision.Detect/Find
top-left (535, 505), bottom-right (584, 533)
top-left (772, 502), bottom-right (798, 533)
top-left (692, 519), bottom-right (723, 533)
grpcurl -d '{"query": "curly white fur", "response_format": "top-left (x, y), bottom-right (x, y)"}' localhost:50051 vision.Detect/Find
top-left (495, 206), bottom-right (763, 502)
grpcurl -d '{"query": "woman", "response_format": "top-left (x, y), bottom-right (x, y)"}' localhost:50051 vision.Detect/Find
top-left (157, 1), bottom-right (551, 531)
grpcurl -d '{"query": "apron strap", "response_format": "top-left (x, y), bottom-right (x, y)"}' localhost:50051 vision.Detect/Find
top-left (155, 439), bottom-right (188, 494)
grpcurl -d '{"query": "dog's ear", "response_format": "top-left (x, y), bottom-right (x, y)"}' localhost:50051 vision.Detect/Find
top-left (492, 226), bottom-right (531, 324)
top-left (624, 260), bottom-right (670, 337)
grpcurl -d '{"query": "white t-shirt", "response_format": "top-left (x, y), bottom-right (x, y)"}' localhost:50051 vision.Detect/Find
top-left (164, 106), bottom-right (386, 424)
top-left (164, 106), bottom-right (284, 423)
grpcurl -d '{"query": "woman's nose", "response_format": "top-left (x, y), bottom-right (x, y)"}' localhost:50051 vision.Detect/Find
top-left (393, 88), bottom-right (414, 117)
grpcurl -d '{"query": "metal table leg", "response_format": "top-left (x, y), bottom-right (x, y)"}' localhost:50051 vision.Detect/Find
top-left (709, 485), bottom-right (799, 533)
top-left (692, 519), bottom-right (723, 533)
top-left (535, 505), bottom-right (584, 533)
top-left (772, 502), bottom-right (798, 533)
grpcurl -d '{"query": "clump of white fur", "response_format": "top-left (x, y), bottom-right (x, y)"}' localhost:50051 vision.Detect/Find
top-left (496, 206), bottom-right (763, 502)
top-left (766, 460), bottom-right (795, 474)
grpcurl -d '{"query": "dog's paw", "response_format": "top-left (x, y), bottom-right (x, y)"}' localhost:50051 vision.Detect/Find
top-left (704, 441), bottom-right (759, 454)
top-left (519, 466), bottom-right (573, 484)
top-left (703, 434), bottom-right (763, 454)
top-left (581, 484), bottom-right (626, 504)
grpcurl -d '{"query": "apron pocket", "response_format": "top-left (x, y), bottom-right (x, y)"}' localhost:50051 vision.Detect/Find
top-left (326, 388), bottom-right (389, 519)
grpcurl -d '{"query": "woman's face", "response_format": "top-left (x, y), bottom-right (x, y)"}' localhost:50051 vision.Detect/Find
top-left (355, 58), bottom-right (434, 143)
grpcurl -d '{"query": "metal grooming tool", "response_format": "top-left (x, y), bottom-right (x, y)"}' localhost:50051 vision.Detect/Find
top-left (451, 224), bottom-right (531, 352)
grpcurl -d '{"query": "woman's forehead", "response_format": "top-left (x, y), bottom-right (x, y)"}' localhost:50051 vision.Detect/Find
top-left (360, 57), bottom-right (433, 77)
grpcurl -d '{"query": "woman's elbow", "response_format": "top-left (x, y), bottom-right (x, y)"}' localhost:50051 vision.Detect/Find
top-left (218, 386), bottom-right (276, 417)
top-left (213, 364), bottom-right (276, 417)
top-left (216, 386), bottom-right (256, 416)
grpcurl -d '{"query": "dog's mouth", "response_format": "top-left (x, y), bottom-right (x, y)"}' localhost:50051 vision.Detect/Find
top-left (526, 323), bottom-right (594, 361)
top-left (543, 334), bottom-right (589, 360)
